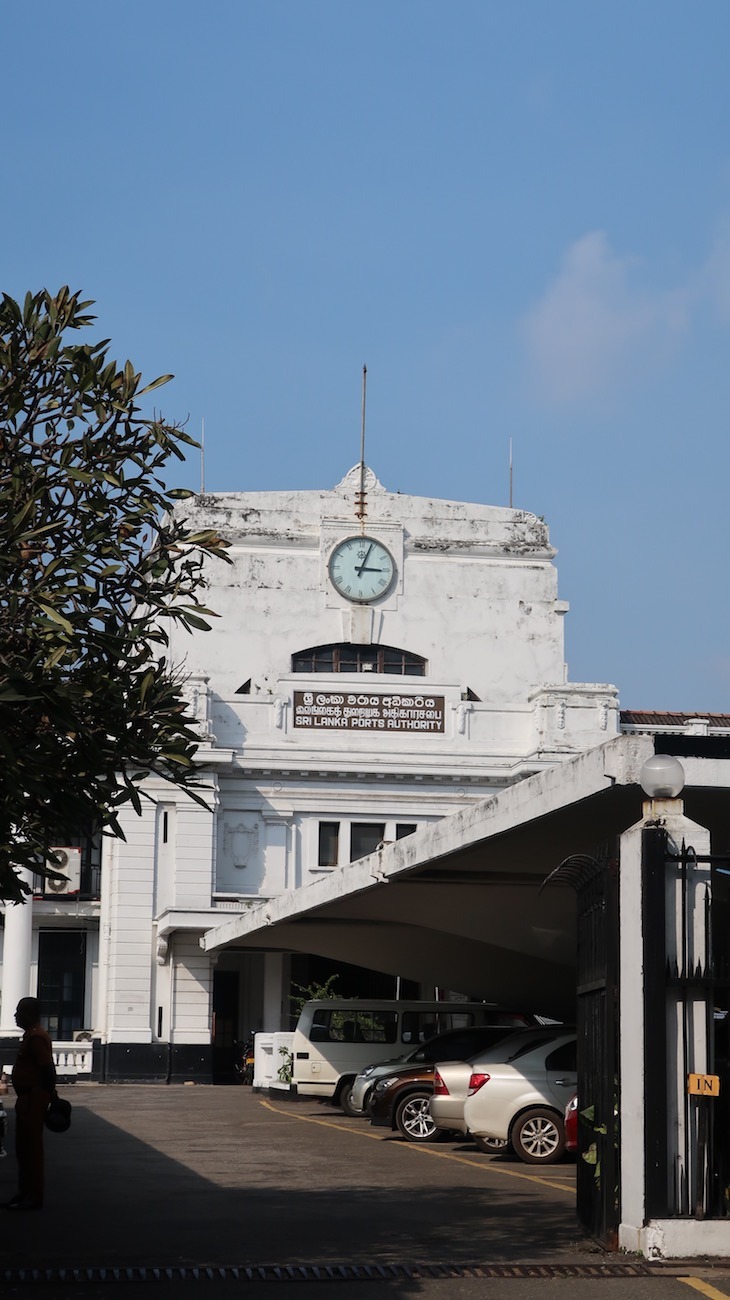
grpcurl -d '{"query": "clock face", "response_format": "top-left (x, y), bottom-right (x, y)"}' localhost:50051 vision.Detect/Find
top-left (328, 536), bottom-right (395, 603)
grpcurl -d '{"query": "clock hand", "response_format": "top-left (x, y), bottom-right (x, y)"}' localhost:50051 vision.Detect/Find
top-left (357, 566), bottom-right (383, 573)
top-left (355, 544), bottom-right (373, 576)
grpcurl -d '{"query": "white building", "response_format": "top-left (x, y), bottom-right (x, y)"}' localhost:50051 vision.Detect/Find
top-left (1, 463), bottom-right (624, 1081)
top-left (5, 463), bottom-right (730, 1257)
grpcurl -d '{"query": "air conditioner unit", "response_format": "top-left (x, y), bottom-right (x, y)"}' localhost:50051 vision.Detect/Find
top-left (44, 847), bottom-right (82, 896)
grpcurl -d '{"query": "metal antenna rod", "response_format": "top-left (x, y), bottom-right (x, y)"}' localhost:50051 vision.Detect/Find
top-left (509, 436), bottom-right (513, 509)
top-left (356, 364), bottom-right (367, 529)
top-left (201, 417), bottom-right (205, 495)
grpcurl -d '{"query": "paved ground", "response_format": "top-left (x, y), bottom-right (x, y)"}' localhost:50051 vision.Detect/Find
top-left (0, 1085), bottom-right (728, 1299)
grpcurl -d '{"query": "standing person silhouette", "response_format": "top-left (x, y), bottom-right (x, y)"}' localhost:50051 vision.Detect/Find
top-left (2, 997), bottom-right (57, 1211)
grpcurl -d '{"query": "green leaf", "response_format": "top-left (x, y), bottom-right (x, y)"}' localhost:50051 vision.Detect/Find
top-left (138, 669), bottom-right (156, 704)
top-left (34, 602), bottom-right (74, 635)
top-left (0, 685), bottom-right (43, 702)
top-left (178, 612), bottom-right (212, 631)
top-left (138, 373), bottom-right (173, 396)
top-left (43, 645), bottom-right (70, 670)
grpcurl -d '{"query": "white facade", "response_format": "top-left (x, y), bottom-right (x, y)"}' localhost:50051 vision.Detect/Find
top-left (0, 465), bottom-right (618, 1081)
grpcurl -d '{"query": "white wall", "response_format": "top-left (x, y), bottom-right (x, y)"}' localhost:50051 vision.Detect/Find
top-left (3, 467), bottom-right (618, 1071)
top-left (170, 467), bottom-right (586, 711)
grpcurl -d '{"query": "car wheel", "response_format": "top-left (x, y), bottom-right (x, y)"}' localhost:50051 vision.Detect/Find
top-left (511, 1108), bottom-right (565, 1164)
top-left (333, 1078), bottom-right (356, 1111)
top-left (394, 1091), bottom-right (438, 1143)
top-left (341, 1088), bottom-right (366, 1118)
top-left (473, 1135), bottom-right (510, 1155)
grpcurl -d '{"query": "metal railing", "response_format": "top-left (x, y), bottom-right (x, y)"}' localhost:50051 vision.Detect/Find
top-left (643, 829), bottom-right (730, 1219)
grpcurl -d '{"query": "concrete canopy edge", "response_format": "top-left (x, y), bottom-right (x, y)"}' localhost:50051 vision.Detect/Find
top-left (201, 733), bottom-right (656, 954)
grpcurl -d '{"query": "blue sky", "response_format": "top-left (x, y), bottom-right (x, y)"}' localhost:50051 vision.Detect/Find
top-left (4, 2), bottom-right (730, 710)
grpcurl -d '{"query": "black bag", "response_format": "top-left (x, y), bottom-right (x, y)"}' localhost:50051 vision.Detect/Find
top-left (45, 1096), bottom-right (72, 1133)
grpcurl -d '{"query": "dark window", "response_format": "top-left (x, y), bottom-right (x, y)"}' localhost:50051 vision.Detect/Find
top-left (37, 930), bottom-right (87, 1039)
top-left (400, 1011), bottom-right (476, 1044)
top-left (350, 823), bottom-right (386, 861)
top-left (309, 1008), bottom-right (398, 1044)
top-left (416, 1028), bottom-right (501, 1062)
top-left (546, 1040), bottom-right (577, 1072)
top-left (292, 643), bottom-right (426, 676)
top-left (506, 1031), bottom-right (570, 1063)
top-left (395, 824), bottom-right (417, 840)
top-left (356, 1011), bottom-right (398, 1044)
top-left (318, 822), bottom-right (339, 867)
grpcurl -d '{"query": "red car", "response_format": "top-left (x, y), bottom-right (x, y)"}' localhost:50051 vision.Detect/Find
top-left (565, 1093), bottom-right (578, 1153)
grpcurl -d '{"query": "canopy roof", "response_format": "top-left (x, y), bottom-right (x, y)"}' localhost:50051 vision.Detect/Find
top-left (203, 734), bottom-right (730, 1019)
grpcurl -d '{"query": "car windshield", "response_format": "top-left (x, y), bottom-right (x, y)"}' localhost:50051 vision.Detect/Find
top-left (465, 1028), bottom-right (572, 1065)
top-left (408, 1023), bottom-right (528, 1064)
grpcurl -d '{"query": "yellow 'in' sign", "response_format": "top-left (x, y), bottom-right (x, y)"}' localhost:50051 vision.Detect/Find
top-left (687, 1073), bottom-right (720, 1097)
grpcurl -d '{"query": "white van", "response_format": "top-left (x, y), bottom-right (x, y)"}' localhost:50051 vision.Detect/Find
top-left (291, 999), bottom-right (539, 1105)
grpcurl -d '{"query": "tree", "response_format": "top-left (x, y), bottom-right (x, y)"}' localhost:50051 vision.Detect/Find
top-left (0, 287), bottom-right (230, 902)
top-left (289, 974), bottom-right (341, 1021)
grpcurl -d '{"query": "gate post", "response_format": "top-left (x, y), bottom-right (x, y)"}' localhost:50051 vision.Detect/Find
top-left (618, 767), bottom-right (713, 1258)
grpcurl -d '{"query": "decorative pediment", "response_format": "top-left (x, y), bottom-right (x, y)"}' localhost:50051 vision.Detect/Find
top-left (334, 464), bottom-right (386, 494)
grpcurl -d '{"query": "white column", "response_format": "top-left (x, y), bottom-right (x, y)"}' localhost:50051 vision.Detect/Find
top-left (0, 869), bottom-right (34, 1034)
top-left (617, 820), bottom-right (646, 1247)
top-left (95, 837), bottom-right (115, 1039)
top-left (170, 933), bottom-right (212, 1045)
top-left (263, 952), bottom-right (288, 1031)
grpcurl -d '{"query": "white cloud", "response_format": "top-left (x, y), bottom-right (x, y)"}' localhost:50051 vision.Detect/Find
top-left (522, 231), bottom-right (688, 405)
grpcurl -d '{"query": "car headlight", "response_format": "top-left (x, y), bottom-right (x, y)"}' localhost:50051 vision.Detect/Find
top-left (373, 1076), bottom-right (399, 1094)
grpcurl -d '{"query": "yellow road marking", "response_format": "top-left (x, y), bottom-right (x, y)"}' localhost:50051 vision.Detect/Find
top-left (260, 1098), bottom-right (574, 1195)
top-left (678, 1280), bottom-right (730, 1299)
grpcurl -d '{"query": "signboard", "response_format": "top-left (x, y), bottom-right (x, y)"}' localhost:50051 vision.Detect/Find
top-left (293, 690), bottom-right (445, 734)
top-left (687, 1073), bottom-right (720, 1097)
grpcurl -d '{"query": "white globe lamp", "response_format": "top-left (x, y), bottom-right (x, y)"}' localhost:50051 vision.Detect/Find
top-left (640, 755), bottom-right (685, 800)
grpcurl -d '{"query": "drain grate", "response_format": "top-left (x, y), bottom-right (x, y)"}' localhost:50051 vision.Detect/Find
top-left (0, 1260), bottom-right (656, 1284)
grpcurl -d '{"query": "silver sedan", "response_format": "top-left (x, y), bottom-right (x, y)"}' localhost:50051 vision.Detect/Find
top-left (429, 1060), bottom-right (509, 1153)
top-left (462, 1029), bottom-right (577, 1164)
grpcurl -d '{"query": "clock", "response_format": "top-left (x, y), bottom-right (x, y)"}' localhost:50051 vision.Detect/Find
top-left (328, 536), bottom-right (395, 603)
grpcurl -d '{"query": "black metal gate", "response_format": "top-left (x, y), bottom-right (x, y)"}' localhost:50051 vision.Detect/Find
top-left (542, 847), bottom-right (620, 1246)
top-left (643, 826), bottom-right (730, 1219)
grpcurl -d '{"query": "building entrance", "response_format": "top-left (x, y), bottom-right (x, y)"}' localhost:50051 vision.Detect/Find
top-left (543, 847), bottom-right (620, 1247)
top-left (212, 969), bottom-right (240, 1084)
top-left (37, 929), bottom-right (86, 1039)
